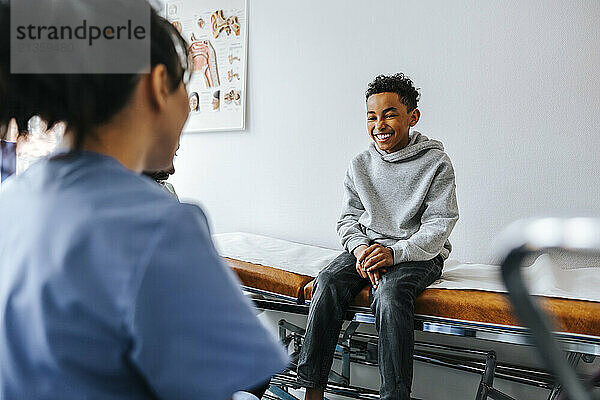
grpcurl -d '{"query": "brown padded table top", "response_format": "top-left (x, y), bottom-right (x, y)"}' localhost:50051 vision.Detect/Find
top-left (224, 256), bottom-right (600, 337)
top-left (225, 258), bottom-right (314, 303)
top-left (304, 282), bottom-right (600, 337)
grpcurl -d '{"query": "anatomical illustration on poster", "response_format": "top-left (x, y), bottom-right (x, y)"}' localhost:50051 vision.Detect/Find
top-left (166, 0), bottom-right (247, 132)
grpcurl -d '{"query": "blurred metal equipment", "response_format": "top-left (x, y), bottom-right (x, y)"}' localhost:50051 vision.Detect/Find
top-left (499, 218), bottom-right (600, 400)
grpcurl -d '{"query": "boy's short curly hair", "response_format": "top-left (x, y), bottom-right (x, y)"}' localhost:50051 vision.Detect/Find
top-left (365, 73), bottom-right (420, 112)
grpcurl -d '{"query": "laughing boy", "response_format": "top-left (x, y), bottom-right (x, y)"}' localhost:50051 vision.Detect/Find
top-left (297, 73), bottom-right (459, 400)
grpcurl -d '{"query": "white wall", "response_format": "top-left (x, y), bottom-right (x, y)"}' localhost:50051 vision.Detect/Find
top-left (172, 0), bottom-right (600, 263)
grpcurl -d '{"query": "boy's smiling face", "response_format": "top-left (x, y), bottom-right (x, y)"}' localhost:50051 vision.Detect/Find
top-left (366, 92), bottom-right (420, 153)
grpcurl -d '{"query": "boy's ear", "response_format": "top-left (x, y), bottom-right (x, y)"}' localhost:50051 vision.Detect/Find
top-left (409, 109), bottom-right (421, 127)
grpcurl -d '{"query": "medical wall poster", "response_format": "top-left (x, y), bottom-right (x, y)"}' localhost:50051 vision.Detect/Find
top-left (166, 0), bottom-right (247, 132)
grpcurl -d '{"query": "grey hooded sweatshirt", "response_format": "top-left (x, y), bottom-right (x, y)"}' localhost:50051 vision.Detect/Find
top-left (337, 131), bottom-right (459, 263)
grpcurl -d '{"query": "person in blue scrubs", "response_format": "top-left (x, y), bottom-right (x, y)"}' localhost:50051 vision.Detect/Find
top-left (0, 2), bottom-right (288, 399)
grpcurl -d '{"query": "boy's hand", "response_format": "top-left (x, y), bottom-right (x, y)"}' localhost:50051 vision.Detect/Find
top-left (359, 244), bottom-right (394, 272)
top-left (352, 245), bottom-right (369, 279)
top-left (366, 269), bottom-right (381, 288)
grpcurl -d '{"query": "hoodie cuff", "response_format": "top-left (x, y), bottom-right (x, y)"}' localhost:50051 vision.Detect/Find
top-left (346, 237), bottom-right (370, 256)
top-left (390, 241), bottom-right (408, 264)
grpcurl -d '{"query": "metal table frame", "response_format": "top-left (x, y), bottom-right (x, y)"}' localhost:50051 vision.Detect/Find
top-left (246, 288), bottom-right (599, 400)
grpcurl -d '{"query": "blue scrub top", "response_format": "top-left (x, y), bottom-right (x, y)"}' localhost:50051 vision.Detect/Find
top-left (0, 151), bottom-right (288, 399)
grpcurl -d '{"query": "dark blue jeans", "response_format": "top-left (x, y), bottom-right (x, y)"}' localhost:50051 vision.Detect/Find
top-left (297, 251), bottom-right (443, 400)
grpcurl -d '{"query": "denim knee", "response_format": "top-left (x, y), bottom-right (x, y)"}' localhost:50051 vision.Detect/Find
top-left (370, 283), bottom-right (415, 318)
top-left (313, 270), bottom-right (341, 299)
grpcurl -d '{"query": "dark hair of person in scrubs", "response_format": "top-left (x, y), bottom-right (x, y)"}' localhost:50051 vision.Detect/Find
top-left (0, 2), bottom-right (189, 154)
